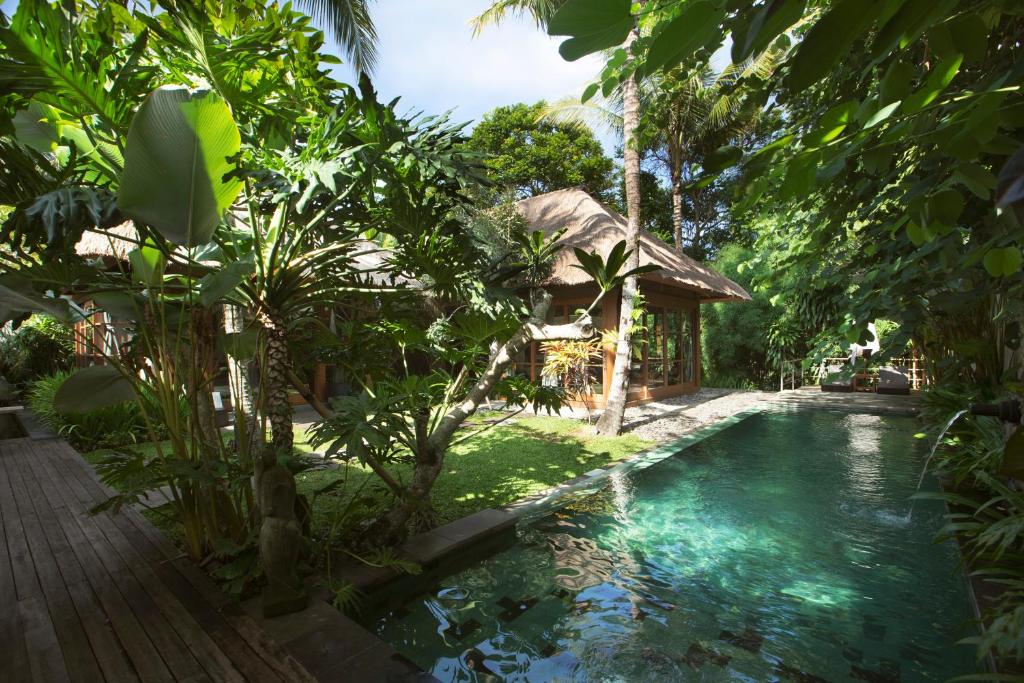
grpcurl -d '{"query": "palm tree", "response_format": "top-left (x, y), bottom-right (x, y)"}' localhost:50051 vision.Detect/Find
top-left (298, 0), bottom-right (379, 74)
top-left (473, 0), bottom-right (644, 435)
top-left (542, 55), bottom-right (782, 257)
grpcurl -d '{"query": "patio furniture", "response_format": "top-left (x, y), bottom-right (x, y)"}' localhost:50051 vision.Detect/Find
top-left (821, 364), bottom-right (854, 392)
top-left (877, 367), bottom-right (911, 395)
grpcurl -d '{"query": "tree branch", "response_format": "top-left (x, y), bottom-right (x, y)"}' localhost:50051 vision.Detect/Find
top-left (285, 368), bottom-right (405, 497)
top-left (427, 289), bottom-right (595, 453)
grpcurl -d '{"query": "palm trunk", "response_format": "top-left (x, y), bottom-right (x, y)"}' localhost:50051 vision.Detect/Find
top-left (260, 314), bottom-right (294, 458)
top-left (595, 20), bottom-right (643, 436)
top-left (668, 106), bottom-right (684, 254)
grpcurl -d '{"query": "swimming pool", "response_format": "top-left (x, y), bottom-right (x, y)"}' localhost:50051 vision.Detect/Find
top-left (373, 409), bottom-right (978, 681)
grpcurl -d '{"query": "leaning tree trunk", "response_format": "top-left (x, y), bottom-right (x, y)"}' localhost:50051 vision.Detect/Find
top-left (596, 19), bottom-right (643, 436)
top-left (371, 290), bottom-right (596, 545)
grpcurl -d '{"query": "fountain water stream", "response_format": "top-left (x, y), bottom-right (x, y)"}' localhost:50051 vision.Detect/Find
top-left (904, 409), bottom-right (968, 522)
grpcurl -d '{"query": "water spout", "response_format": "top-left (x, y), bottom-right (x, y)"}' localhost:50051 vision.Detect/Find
top-left (905, 409), bottom-right (969, 522)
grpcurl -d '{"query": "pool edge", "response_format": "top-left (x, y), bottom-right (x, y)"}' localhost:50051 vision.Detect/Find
top-left (503, 406), bottom-right (766, 521)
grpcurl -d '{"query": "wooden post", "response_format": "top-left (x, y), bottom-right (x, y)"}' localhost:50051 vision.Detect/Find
top-left (780, 348), bottom-right (785, 392)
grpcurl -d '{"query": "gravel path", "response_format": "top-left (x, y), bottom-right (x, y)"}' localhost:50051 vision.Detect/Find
top-left (621, 389), bottom-right (771, 442)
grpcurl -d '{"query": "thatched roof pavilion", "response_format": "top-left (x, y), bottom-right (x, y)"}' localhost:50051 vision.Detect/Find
top-left (515, 188), bottom-right (750, 406)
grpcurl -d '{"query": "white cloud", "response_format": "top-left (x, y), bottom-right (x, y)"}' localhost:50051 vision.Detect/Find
top-left (332, 0), bottom-right (606, 136)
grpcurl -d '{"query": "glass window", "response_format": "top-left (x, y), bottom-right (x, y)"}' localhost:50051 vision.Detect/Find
top-left (681, 311), bottom-right (695, 383)
top-left (668, 361), bottom-right (682, 385)
top-left (588, 365), bottom-right (603, 395)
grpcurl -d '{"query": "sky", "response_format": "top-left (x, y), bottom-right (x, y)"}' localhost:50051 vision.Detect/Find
top-left (333, 1), bottom-right (609, 145)
top-left (0, 0), bottom-right (613, 150)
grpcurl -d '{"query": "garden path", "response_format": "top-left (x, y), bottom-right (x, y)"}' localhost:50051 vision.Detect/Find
top-left (0, 435), bottom-right (315, 683)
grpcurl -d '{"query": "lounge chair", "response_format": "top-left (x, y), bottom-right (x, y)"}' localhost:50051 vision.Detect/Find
top-left (821, 364), bottom-right (854, 392)
top-left (877, 367), bottom-right (911, 395)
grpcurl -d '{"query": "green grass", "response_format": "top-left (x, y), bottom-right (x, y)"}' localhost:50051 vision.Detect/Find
top-left (77, 414), bottom-right (652, 547)
top-left (296, 414), bottom-right (653, 536)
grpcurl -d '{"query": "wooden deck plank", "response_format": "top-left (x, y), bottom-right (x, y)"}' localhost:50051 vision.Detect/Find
top-left (31, 446), bottom-right (172, 683)
top-left (2, 446), bottom-right (77, 683)
top-left (31, 442), bottom-right (210, 683)
top-left (0, 441), bottom-right (32, 681)
top-left (21, 444), bottom-right (142, 683)
top-left (53, 443), bottom-right (312, 683)
top-left (10, 441), bottom-right (120, 683)
top-left (1, 435), bottom-right (315, 683)
top-left (0, 441), bottom-right (42, 602)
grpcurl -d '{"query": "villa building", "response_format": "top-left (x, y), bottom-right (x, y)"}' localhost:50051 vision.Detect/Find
top-left (514, 188), bottom-right (750, 407)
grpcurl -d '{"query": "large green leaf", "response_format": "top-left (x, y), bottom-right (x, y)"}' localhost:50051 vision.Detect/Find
top-left (731, 0), bottom-right (806, 63)
top-left (785, 0), bottom-right (878, 93)
top-left (548, 0), bottom-right (632, 62)
top-left (0, 280), bottom-right (72, 323)
top-left (54, 365), bottom-right (138, 414)
top-left (645, 1), bottom-right (725, 74)
top-left (118, 87), bottom-right (242, 246)
top-left (983, 247), bottom-right (1023, 277)
top-left (197, 260), bottom-right (254, 307)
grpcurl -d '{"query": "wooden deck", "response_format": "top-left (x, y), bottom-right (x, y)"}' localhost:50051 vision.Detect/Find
top-left (0, 436), bottom-right (315, 683)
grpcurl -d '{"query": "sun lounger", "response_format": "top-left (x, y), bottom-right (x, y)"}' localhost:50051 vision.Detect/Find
top-left (876, 367), bottom-right (911, 395)
top-left (821, 364), bottom-right (854, 392)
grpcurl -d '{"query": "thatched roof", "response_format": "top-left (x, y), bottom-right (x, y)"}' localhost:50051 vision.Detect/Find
top-left (74, 222), bottom-right (138, 261)
top-left (516, 188), bottom-right (751, 303)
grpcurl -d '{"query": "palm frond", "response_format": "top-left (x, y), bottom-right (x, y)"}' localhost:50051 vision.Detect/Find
top-left (470, 0), bottom-right (562, 36)
top-left (297, 0), bottom-right (379, 75)
top-left (536, 97), bottom-right (623, 138)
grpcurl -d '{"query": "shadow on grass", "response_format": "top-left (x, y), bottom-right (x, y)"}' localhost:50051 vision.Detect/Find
top-left (296, 415), bottom-right (652, 537)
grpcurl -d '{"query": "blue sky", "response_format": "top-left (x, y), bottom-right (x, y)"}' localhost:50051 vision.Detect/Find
top-left (334, 1), bottom-right (609, 144)
top-left (1, 0), bottom-right (612, 150)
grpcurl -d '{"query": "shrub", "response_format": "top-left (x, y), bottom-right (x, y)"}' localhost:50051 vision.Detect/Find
top-left (0, 315), bottom-right (75, 392)
top-left (28, 371), bottom-right (150, 450)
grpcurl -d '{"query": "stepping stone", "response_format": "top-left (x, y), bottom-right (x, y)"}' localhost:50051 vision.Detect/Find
top-left (842, 646), bottom-right (863, 663)
top-left (862, 621), bottom-right (886, 642)
top-left (680, 642), bottom-right (730, 669)
top-left (497, 596), bottom-right (538, 622)
top-left (775, 662), bottom-right (832, 683)
top-left (463, 648), bottom-right (498, 676)
top-left (850, 664), bottom-right (900, 683)
top-left (443, 618), bottom-right (482, 641)
top-left (718, 628), bottom-right (764, 652)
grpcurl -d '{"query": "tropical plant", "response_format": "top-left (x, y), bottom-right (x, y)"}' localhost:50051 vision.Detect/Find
top-left (0, 313), bottom-right (74, 390)
top-left (0, 0), bottom-right (458, 613)
top-left (540, 337), bottom-right (603, 421)
top-left (307, 234), bottom-right (656, 544)
top-left (28, 370), bottom-right (149, 450)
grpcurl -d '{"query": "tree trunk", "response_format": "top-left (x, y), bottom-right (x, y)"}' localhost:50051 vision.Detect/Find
top-left (223, 304), bottom-right (256, 452)
top-left (260, 314), bottom-right (293, 458)
top-left (595, 19), bottom-right (643, 436)
top-left (668, 105), bottom-right (684, 255)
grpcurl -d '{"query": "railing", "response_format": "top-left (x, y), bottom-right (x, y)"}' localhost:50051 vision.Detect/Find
top-left (798, 356), bottom-right (927, 391)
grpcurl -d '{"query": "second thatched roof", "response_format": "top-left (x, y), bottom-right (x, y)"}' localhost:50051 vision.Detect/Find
top-left (516, 188), bottom-right (750, 303)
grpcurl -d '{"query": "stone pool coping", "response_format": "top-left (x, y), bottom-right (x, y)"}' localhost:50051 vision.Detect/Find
top-left (502, 405), bottom-right (766, 521)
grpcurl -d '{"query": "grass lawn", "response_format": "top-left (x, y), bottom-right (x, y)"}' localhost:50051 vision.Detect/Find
top-left (79, 413), bottom-right (652, 546)
top-left (296, 413), bottom-right (653, 537)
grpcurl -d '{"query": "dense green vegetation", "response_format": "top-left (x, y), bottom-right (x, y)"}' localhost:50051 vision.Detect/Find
top-left (465, 100), bottom-right (617, 202)
top-left (2, 0), bottom-right (1023, 670)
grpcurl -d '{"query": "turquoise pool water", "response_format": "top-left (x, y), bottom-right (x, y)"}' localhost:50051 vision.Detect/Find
top-left (374, 409), bottom-right (978, 681)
